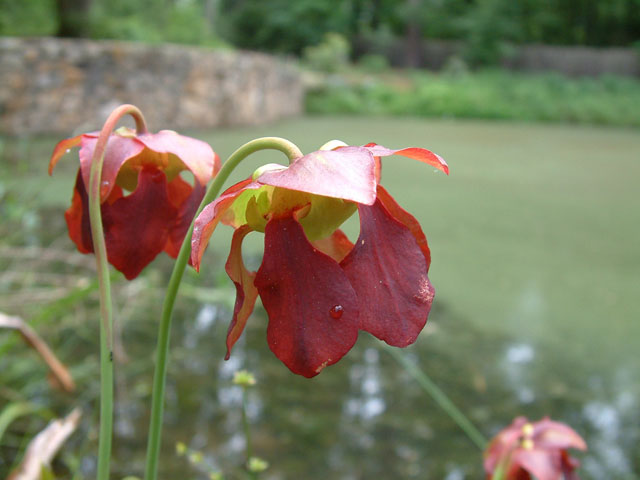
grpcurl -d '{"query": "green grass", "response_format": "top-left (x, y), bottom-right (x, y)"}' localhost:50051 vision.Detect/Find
top-left (306, 69), bottom-right (640, 127)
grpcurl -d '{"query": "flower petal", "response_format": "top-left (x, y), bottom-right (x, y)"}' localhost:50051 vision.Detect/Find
top-left (49, 134), bottom-right (83, 174)
top-left (65, 171), bottom-right (123, 254)
top-left (191, 178), bottom-right (260, 270)
top-left (311, 229), bottom-right (354, 263)
top-left (78, 133), bottom-right (145, 200)
top-left (257, 147), bottom-right (377, 205)
top-left (363, 143), bottom-right (449, 175)
top-left (512, 448), bottom-right (562, 480)
top-left (341, 197), bottom-right (434, 346)
top-left (533, 418), bottom-right (587, 451)
top-left (164, 176), bottom-right (206, 258)
top-left (376, 185), bottom-right (432, 270)
top-left (224, 225), bottom-right (259, 360)
top-left (136, 130), bottom-right (219, 187)
top-left (101, 166), bottom-right (178, 279)
top-left (254, 215), bottom-right (359, 378)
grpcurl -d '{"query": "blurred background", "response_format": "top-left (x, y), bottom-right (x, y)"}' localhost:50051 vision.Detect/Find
top-left (1, 1), bottom-right (639, 479)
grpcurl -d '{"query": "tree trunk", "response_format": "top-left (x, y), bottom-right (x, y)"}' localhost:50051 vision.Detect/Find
top-left (56, 0), bottom-right (92, 38)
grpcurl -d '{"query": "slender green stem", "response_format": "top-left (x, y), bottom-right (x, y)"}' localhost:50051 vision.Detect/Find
top-left (89, 104), bottom-right (148, 480)
top-left (144, 137), bottom-right (303, 480)
top-left (383, 344), bottom-right (487, 450)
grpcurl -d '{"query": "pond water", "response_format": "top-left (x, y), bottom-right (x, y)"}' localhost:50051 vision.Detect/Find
top-left (1, 117), bottom-right (638, 478)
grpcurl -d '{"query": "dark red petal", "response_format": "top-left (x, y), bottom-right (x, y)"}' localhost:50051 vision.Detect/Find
top-left (224, 225), bottom-right (259, 360)
top-left (164, 176), bottom-right (205, 259)
top-left (254, 216), bottom-right (359, 378)
top-left (363, 143), bottom-right (449, 175)
top-left (376, 185), bottom-right (432, 270)
top-left (64, 170), bottom-right (123, 254)
top-left (191, 178), bottom-right (260, 271)
top-left (257, 147), bottom-right (377, 205)
top-left (340, 198), bottom-right (434, 346)
top-left (311, 229), bottom-right (354, 263)
top-left (101, 166), bottom-right (178, 279)
top-left (49, 134), bottom-right (83, 174)
top-left (65, 171), bottom-right (93, 254)
top-left (136, 130), bottom-right (220, 186)
top-left (78, 134), bottom-right (145, 200)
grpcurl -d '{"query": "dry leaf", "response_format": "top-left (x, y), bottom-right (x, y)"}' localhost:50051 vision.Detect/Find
top-left (0, 312), bottom-right (75, 392)
top-left (7, 408), bottom-right (82, 480)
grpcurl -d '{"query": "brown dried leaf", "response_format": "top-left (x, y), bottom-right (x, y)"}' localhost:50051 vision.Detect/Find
top-left (0, 312), bottom-right (75, 392)
top-left (7, 408), bottom-right (82, 480)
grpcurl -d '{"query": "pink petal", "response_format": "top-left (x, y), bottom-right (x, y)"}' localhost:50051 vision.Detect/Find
top-left (363, 143), bottom-right (449, 175)
top-left (164, 176), bottom-right (206, 259)
top-left (224, 225), bottom-right (259, 359)
top-left (341, 197), bottom-right (434, 346)
top-left (254, 215), bottom-right (359, 378)
top-left (257, 147), bottom-right (377, 205)
top-left (136, 130), bottom-right (220, 186)
top-left (533, 418), bottom-right (588, 451)
top-left (78, 133), bottom-right (145, 199)
top-left (513, 448), bottom-right (563, 480)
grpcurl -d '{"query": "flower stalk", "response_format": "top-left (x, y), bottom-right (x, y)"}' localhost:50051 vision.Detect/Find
top-left (88, 104), bottom-right (148, 480)
top-left (144, 137), bottom-right (302, 480)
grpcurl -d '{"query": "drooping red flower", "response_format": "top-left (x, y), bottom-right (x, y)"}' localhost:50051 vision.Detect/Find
top-left (191, 142), bottom-right (448, 377)
top-left (50, 127), bottom-right (220, 279)
top-left (484, 416), bottom-right (587, 480)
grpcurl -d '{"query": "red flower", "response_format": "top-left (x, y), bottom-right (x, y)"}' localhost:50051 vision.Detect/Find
top-left (191, 142), bottom-right (448, 377)
top-left (484, 417), bottom-right (587, 480)
top-left (50, 128), bottom-right (220, 279)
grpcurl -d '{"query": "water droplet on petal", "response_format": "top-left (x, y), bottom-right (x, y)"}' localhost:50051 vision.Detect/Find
top-left (329, 305), bottom-right (344, 319)
top-left (100, 180), bottom-right (111, 197)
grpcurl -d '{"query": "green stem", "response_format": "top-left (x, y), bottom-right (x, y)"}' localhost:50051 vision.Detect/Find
top-left (144, 137), bottom-right (303, 480)
top-left (89, 104), bottom-right (148, 480)
top-left (383, 344), bottom-right (487, 450)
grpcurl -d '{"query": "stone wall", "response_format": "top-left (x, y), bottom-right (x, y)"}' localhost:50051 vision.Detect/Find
top-left (354, 37), bottom-right (640, 77)
top-left (0, 37), bottom-right (304, 135)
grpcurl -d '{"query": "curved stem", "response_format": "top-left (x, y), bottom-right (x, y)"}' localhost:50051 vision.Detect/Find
top-left (89, 104), bottom-right (148, 480)
top-left (144, 137), bottom-right (302, 480)
top-left (383, 344), bottom-right (487, 450)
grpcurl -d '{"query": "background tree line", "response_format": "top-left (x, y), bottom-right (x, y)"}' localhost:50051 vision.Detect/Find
top-left (1, 0), bottom-right (639, 65)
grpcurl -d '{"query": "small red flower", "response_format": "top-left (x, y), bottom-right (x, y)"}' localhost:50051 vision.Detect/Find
top-left (50, 128), bottom-right (220, 279)
top-left (484, 417), bottom-right (587, 480)
top-left (191, 142), bottom-right (448, 377)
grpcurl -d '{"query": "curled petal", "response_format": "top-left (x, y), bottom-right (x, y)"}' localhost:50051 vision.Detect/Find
top-left (136, 130), bottom-right (220, 186)
top-left (49, 134), bottom-right (83, 174)
top-left (363, 143), bottom-right (449, 175)
top-left (101, 166), bottom-right (178, 279)
top-left (341, 197), bottom-right (433, 346)
top-left (191, 179), bottom-right (260, 270)
top-left (78, 133), bottom-right (145, 200)
top-left (224, 225), bottom-right (259, 359)
top-left (534, 418), bottom-right (587, 451)
top-left (255, 216), bottom-right (359, 378)
top-left (311, 229), bottom-right (354, 263)
top-left (376, 185), bottom-right (432, 270)
top-left (257, 147), bottom-right (377, 205)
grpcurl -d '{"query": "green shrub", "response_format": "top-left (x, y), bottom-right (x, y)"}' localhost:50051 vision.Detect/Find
top-left (306, 69), bottom-right (640, 127)
top-left (302, 33), bottom-right (351, 73)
